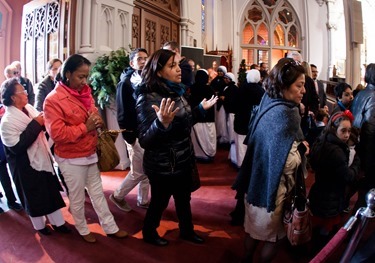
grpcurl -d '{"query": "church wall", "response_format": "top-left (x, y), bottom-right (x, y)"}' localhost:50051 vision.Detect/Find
top-left (75, 0), bottom-right (134, 62)
top-left (195, 0), bottom-right (331, 80)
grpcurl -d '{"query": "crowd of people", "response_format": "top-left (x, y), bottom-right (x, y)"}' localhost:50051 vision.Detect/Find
top-left (0, 45), bottom-right (374, 261)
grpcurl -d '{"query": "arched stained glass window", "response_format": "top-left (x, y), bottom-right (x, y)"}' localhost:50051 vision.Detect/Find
top-left (242, 23), bottom-right (254, 44)
top-left (240, 0), bottom-right (301, 69)
top-left (258, 23), bottom-right (268, 45)
top-left (274, 23), bottom-right (284, 45)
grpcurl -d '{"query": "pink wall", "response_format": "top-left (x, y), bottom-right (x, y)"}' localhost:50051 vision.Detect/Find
top-left (0, 0), bottom-right (30, 84)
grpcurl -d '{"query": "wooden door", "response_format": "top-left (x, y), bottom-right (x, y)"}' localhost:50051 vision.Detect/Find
top-left (133, 0), bottom-right (180, 54)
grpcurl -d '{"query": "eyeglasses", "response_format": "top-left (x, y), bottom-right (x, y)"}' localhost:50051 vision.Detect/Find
top-left (13, 71), bottom-right (19, 75)
top-left (15, 90), bottom-right (28, 95)
top-left (136, 57), bottom-right (148, 62)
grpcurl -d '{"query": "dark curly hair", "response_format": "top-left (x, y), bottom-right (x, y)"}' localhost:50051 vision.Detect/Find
top-left (265, 58), bottom-right (305, 99)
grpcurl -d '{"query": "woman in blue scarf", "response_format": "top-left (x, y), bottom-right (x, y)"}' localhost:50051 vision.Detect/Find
top-left (135, 49), bottom-right (217, 246)
top-left (234, 58), bottom-right (309, 262)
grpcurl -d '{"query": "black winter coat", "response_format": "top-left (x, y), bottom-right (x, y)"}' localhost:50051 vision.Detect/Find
top-left (116, 67), bottom-right (138, 144)
top-left (351, 83), bottom-right (375, 182)
top-left (35, 76), bottom-right (55, 112)
top-left (136, 82), bottom-right (202, 178)
top-left (222, 81), bottom-right (238, 114)
top-left (233, 81), bottom-right (264, 135)
top-left (309, 133), bottom-right (361, 217)
top-left (189, 83), bottom-right (215, 123)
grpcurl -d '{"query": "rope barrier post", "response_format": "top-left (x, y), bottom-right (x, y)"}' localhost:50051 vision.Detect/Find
top-left (340, 189), bottom-right (375, 263)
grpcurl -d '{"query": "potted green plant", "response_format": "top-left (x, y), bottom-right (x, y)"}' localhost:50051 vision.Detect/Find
top-left (89, 48), bottom-right (130, 109)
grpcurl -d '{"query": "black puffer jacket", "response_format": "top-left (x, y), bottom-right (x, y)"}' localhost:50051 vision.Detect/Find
top-left (309, 133), bottom-right (361, 217)
top-left (136, 82), bottom-right (202, 178)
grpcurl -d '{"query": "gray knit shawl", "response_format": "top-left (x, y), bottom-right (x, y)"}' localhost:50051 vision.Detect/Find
top-left (237, 93), bottom-right (304, 212)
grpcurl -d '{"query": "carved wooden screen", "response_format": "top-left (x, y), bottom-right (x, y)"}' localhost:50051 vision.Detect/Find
top-left (21, 0), bottom-right (75, 85)
top-left (133, 0), bottom-right (180, 54)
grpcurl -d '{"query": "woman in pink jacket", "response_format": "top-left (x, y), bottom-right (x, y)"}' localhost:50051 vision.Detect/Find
top-left (44, 54), bottom-right (127, 243)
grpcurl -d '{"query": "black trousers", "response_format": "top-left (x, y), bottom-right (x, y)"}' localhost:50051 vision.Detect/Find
top-left (0, 161), bottom-right (17, 204)
top-left (143, 172), bottom-right (193, 238)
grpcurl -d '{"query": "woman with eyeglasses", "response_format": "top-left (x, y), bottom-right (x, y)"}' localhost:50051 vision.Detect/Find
top-left (233, 58), bottom-right (309, 262)
top-left (0, 78), bottom-right (69, 235)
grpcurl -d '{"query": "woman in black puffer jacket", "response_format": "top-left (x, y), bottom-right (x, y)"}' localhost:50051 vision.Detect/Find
top-left (309, 111), bottom-right (361, 235)
top-left (135, 49), bottom-right (217, 246)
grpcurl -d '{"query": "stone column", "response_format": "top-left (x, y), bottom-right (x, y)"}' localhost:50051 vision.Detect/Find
top-left (78, 0), bottom-right (94, 53)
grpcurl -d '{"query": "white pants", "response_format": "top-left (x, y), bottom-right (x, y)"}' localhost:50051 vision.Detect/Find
top-left (114, 139), bottom-right (149, 204)
top-left (58, 162), bottom-right (119, 236)
top-left (234, 133), bottom-right (247, 168)
top-left (227, 113), bottom-right (235, 143)
top-left (30, 209), bottom-right (65, 230)
top-left (215, 106), bottom-right (229, 144)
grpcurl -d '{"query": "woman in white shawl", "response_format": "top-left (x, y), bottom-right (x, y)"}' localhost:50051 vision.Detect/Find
top-left (0, 78), bottom-right (69, 235)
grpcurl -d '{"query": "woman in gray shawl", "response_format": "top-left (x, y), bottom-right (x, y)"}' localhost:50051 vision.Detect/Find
top-left (234, 58), bottom-right (309, 262)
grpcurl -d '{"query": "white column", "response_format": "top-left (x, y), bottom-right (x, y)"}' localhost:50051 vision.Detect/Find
top-left (180, 18), bottom-right (188, 46)
top-left (180, 0), bottom-right (189, 46)
top-left (326, 0), bottom-right (337, 79)
top-left (79, 0), bottom-right (94, 53)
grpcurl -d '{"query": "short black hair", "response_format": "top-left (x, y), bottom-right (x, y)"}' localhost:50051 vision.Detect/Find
top-left (334, 82), bottom-right (352, 100)
top-left (129, 48), bottom-right (148, 61)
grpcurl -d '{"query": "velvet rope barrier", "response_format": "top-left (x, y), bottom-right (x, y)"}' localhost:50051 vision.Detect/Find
top-left (309, 225), bottom-right (351, 263)
top-left (310, 188), bottom-right (375, 263)
top-left (339, 215), bottom-right (369, 263)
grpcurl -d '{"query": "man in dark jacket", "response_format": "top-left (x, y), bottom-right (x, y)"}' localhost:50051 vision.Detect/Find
top-left (311, 64), bottom-right (327, 109)
top-left (351, 63), bottom-right (375, 206)
top-left (11, 61), bottom-right (35, 105)
top-left (109, 48), bottom-right (150, 212)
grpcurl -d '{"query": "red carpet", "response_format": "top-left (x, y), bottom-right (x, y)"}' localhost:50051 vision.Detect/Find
top-left (0, 148), bottom-right (373, 263)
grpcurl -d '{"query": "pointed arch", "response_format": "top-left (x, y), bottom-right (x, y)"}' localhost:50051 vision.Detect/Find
top-left (239, 0), bottom-right (302, 69)
top-left (100, 5), bottom-right (114, 48)
top-left (118, 10), bottom-right (129, 48)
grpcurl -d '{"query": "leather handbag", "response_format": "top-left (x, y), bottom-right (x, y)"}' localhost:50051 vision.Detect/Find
top-left (97, 129), bottom-right (124, 172)
top-left (283, 167), bottom-right (312, 246)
